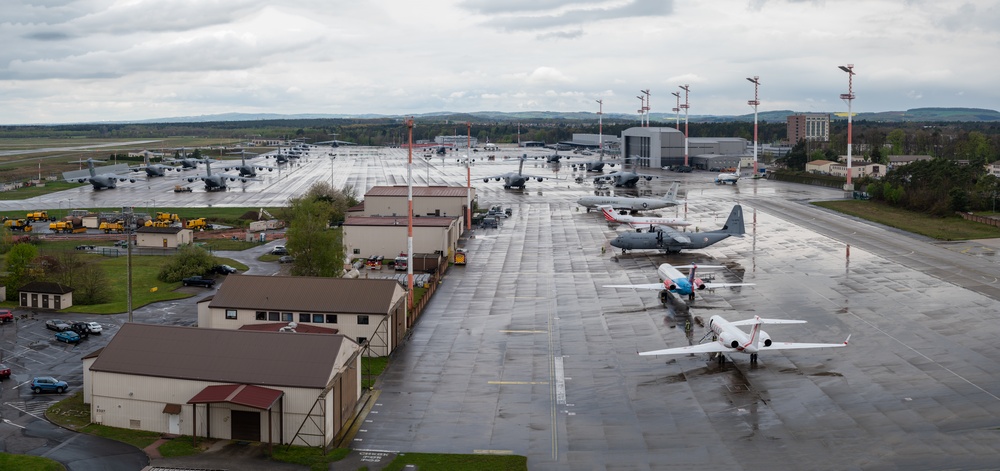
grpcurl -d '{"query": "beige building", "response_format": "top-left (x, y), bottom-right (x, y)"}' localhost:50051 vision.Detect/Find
top-left (830, 161), bottom-right (885, 179)
top-left (136, 226), bottom-right (194, 248)
top-left (19, 281), bottom-right (73, 310)
top-left (362, 185), bottom-right (475, 226)
top-left (342, 216), bottom-right (461, 263)
top-left (83, 323), bottom-right (361, 450)
top-left (806, 160), bottom-right (837, 175)
top-left (197, 275), bottom-right (407, 356)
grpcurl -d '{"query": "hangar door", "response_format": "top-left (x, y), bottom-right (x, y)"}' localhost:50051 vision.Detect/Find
top-left (231, 410), bottom-right (261, 442)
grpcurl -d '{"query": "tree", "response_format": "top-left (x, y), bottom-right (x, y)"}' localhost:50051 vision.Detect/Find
top-left (72, 262), bottom-right (111, 304)
top-left (779, 140), bottom-right (809, 171)
top-left (285, 197), bottom-right (341, 277)
top-left (157, 244), bottom-right (215, 282)
top-left (4, 243), bottom-right (38, 300)
top-left (887, 129), bottom-right (905, 155)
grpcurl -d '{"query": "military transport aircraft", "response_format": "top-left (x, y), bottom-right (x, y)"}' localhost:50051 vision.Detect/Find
top-left (598, 204), bottom-right (689, 230)
top-left (183, 159), bottom-right (258, 192)
top-left (571, 153), bottom-right (620, 172)
top-left (223, 150), bottom-right (274, 178)
top-left (604, 263), bottom-right (754, 302)
top-left (131, 154), bottom-right (179, 178)
top-left (577, 182), bottom-right (682, 213)
top-left (610, 204), bottom-right (745, 254)
top-left (482, 156), bottom-right (552, 189)
top-left (594, 169), bottom-right (660, 187)
top-left (639, 314), bottom-right (849, 364)
top-left (62, 159), bottom-right (136, 190)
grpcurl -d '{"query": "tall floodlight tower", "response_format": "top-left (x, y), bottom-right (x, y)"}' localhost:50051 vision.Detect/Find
top-left (839, 64), bottom-right (856, 191)
top-left (124, 206), bottom-right (134, 323)
top-left (596, 99), bottom-right (604, 156)
top-left (641, 89), bottom-right (650, 127)
top-left (679, 85), bottom-right (691, 166)
top-left (466, 122), bottom-right (472, 231)
top-left (406, 118), bottom-right (414, 310)
top-left (671, 92), bottom-right (681, 130)
top-left (637, 95), bottom-right (645, 126)
top-left (747, 76), bottom-right (761, 177)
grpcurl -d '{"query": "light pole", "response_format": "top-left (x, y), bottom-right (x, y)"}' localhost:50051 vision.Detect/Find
top-left (839, 64), bottom-right (856, 191)
top-left (671, 92), bottom-right (680, 130)
top-left (637, 95), bottom-right (645, 126)
top-left (679, 85), bottom-right (690, 167)
top-left (640, 89), bottom-right (650, 127)
top-left (406, 118), bottom-right (414, 314)
top-left (747, 76), bottom-right (761, 177)
top-left (596, 99), bottom-right (604, 156)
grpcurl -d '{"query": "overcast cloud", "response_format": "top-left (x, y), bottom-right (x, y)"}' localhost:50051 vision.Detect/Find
top-left (2, 0), bottom-right (998, 124)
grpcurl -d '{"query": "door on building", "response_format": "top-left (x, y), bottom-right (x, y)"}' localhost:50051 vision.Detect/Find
top-left (168, 414), bottom-right (180, 435)
top-left (230, 410), bottom-right (261, 442)
top-left (54, 295), bottom-right (61, 310)
top-left (30, 293), bottom-right (38, 308)
top-left (162, 238), bottom-right (168, 248)
top-left (42, 294), bottom-right (49, 309)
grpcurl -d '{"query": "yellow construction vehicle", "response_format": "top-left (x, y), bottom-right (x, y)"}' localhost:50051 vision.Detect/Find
top-left (49, 221), bottom-right (76, 233)
top-left (145, 220), bottom-right (171, 228)
top-left (26, 211), bottom-right (51, 221)
top-left (4, 219), bottom-right (33, 232)
top-left (99, 221), bottom-right (125, 233)
top-left (186, 218), bottom-right (209, 230)
top-left (155, 212), bottom-right (181, 223)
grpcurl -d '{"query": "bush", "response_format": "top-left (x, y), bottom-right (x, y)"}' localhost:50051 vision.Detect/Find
top-left (157, 244), bottom-right (215, 282)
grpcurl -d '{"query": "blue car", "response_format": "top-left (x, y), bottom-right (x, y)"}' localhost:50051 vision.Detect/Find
top-left (31, 376), bottom-right (68, 394)
top-left (55, 330), bottom-right (81, 344)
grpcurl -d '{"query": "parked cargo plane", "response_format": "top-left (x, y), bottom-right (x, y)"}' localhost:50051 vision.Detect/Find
top-left (62, 159), bottom-right (135, 190)
top-left (598, 204), bottom-right (689, 230)
top-left (184, 159), bottom-right (257, 192)
top-left (639, 314), bottom-right (849, 364)
top-left (131, 154), bottom-right (179, 178)
top-left (223, 150), bottom-right (274, 178)
top-left (610, 204), bottom-right (744, 254)
top-left (482, 156), bottom-right (551, 189)
top-left (571, 153), bottom-right (619, 172)
top-left (605, 263), bottom-right (754, 301)
top-left (715, 172), bottom-right (739, 185)
top-left (577, 182), bottom-right (681, 213)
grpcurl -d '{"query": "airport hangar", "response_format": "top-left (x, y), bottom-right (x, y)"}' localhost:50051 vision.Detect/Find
top-left (620, 126), bottom-right (750, 169)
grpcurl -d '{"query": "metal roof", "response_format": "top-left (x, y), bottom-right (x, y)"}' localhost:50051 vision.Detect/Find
top-left (239, 322), bottom-right (338, 334)
top-left (136, 226), bottom-right (186, 234)
top-left (188, 384), bottom-right (284, 410)
top-left (89, 323), bottom-right (347, 389)
top-left (343, 216), bottom-right (455, 227)
top-left (18, 281), bottom-right (73, 294)
top-left (208, 274), bottom-right (403, 314)
top-left (365, 186), bottom-right (469, 198)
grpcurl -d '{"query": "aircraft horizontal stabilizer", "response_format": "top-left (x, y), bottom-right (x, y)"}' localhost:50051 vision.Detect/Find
top-left (604, 283), bottom-right (666, 291)
top-left (729, 317), bottom-right (807, 327)
top-left (639, 342), bottom-right (730, 356)
top-left (762, 339), bottom-right (849, 350)
top-left (702, 282), bottom-right (756, 290)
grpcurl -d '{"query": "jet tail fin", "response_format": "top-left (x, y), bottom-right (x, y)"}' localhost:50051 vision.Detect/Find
top-left (518, 154), bottom-right (526, 175)
top-left (719, 205), bottom-right (745, 235)
top-left (663, 182), bottom-right (679, 201)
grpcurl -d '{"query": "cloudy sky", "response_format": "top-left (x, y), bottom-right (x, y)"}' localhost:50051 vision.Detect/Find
top-left (2, 0), bottom-right (998, 124)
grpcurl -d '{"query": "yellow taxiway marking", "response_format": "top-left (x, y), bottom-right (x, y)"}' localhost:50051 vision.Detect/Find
top-left (499, 330), bottom-right (548, 334)
top-left (488, 381), bottom-right (549, 385)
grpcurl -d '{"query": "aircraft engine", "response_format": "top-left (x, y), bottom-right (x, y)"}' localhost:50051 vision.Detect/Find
top-left (536, 177), bottom-right (543, 182)
top-left (495, 178), bottom-right (502, 182)
top-left (187, 178), bottom-right (195, 183)
top-left (268, 168), bottom-right (273, 172)
top-left (666, 283), bottom-right (677, 291)
top-left (693, 279), bottom-right (707, 290)
top-left (129, 179), bottom-right (136, 183)
top-left (230, 178), bottom-right (237, 182)
top-left (719, 333), bottom-right (740, 349)
top-left (78, 179), bottom-right (87, 183)
top-left (483, 178), bottom-right (490, 183)
top-left (759, 331), bottom-right (772, 347)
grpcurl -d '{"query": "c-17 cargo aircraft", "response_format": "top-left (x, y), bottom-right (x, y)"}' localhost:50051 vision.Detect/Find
top-left (62, 159), bottom-right (136, 190)
top-left (223, 150), bottom-right (274, 178)
top-left (184, 159), bottom-right (258, 192)
top-left (639, 314), bottom-right (849, 364)
top-left (482, 155), bottom-right (551, 189)
top-left (610, 204), bottom-right (744, 254)
top-left (605, 263), bottom-right (754, 302)
top-left (598, 204), bottom-right (689, 230)
top-left (577, 182), bottom-right (681, 213)
top-left (571, 153), bottom-right (619, 172)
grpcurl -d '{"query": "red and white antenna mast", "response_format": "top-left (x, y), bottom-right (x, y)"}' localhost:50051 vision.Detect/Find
top-left (747, 76), bottom-right (761, 177)
top-left (839, 64), bottom-right (856, 191)
top-left (679, 85), bottom-right (690, 166)
top-left (596, 99), bottom-right (604, 156)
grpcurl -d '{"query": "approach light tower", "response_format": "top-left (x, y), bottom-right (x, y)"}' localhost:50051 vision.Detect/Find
top-left (637, 95), bottom-right (645, 126)
top-left (747, 76), bottom-right (761, 177)
top-left (465, 122), bottom-right (472, 231)
top-left (596, 99), bottom-right (604, 156)
top-left (839, 64), bottom-right (856, 191)
top-left (679, 84), bottom-right (690, 166)
top-left (641, 89), bottom-right (650, 127)
top-left (671, 91), bottom-right (681, 130)
top-left (406, 118), bottom-right (414, 311)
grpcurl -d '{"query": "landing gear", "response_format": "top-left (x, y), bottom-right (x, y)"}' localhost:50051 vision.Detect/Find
top-left (688, 292), bottom-right (695, 302)
top-left (717, 353), bottom-right (725, 365)
top-left (750, 353), bottom-right (758, 364)
top-left (621, 248), bottom-right (627, 254)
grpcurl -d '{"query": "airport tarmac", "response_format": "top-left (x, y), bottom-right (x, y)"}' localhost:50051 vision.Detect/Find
top-left (6, 147), bottom-right (1000, 470)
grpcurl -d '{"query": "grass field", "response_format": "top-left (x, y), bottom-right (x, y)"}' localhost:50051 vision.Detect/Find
top-left (812, 200), bottom-right (1000, 240)
top-left (0, 452), bottom-right (63, 470)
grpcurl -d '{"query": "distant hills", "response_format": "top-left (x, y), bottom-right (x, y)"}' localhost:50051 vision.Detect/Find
top-left (120, 107), bottom-right (1000, 125)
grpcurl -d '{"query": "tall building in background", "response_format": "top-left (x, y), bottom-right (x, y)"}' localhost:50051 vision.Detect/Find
top-left (787, 114), bottom-right (830, 143)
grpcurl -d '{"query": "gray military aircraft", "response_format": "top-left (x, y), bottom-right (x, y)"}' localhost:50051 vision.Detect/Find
top-left (62, 159), bottom-right (137, 190)
top-left (610, 204), bottom-right (745, 254)
top-left (577, 182), bottom-right (681, 213)
top-left (571, 153), bottom-right (619, 172)
top-left (131, 154), bottom-right (179, 178)
top-left (184, 159), bottom-right (257, 192)
top-left (482, 155), bottom-right (552, 189)
top-left (223, 150), bottom-right (274, 178)
top-left (594, 169), bottom-right (660, 187)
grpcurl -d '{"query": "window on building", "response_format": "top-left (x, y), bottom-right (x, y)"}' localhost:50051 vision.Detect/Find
top-left (312, 313), bottom-right (324, 323)
top-left (225, 310), bottom-right (237, 320)
top-left (269, 312), bottom-right (280, 321)
top-left (281, 312), bottom-right (293, 322)
top-left (353, 248), bottom-right (361, 254)
top-left (357, 337), bottom-right (367, 345)
top-left (256, 311), bottom-right (266, 321)
top-left (299, 313), bottom-right (311, 323)
top-left (357, 315), bottom-right (369, 325)
top-left (325, 314), bottom-right (338, 324)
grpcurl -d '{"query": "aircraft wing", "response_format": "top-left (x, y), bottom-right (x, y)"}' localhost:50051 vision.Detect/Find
top-left (520, 174), bottom-right (550, 181)
top-left (763, 337), bottom-right (850, 351)
top-left (639, 342), bottom-right (731, 356)
top-left (703, 282), bottom-right (755, 290)
top-left (655, 226), bottom-right (691, 244)
top-left (604, 283), bottom-right (665, 291)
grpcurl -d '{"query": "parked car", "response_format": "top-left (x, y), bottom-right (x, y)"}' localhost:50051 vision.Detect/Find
top-left (75, 244), bottom-right (95, 250)
top-left (480, 216), bottom-right (499, 229)
top-left (279, 255), bottom-right (295, 264)
top-left (271, 245), bottom-right (288, 255)
top-left (0, 363), bottom-right (10, 380)
top-left (45, 319), bottom-right (71, 331)
top-left (31, 376), bottom-right (68, 394)
top-left (55, 330), bottom-right (81, 344)
top-left (114, 240), bottom-right (130, 247)
top-left (85, 321), bottom-right (103, 334)
top-left (0, 309), bottom-right (13, 323)
top-left (70, 322), bottom-right (91, 338)
top-left (182, 276), bottom-right (216, 288)
top-left (209, 264), bottom-right (238, 275)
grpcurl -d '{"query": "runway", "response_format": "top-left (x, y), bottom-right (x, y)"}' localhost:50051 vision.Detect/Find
top-left (8, 146), bottom-right (1000, 469)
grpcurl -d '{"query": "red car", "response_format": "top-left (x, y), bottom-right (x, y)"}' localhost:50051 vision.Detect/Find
top-left (0, 363), bottom-right (10, 380)
top-left (0, 309), bottom-right (12, 323)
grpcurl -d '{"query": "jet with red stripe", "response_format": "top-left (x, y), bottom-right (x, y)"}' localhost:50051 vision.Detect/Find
top-left (598, 204), bottom-right (690, 231)
top-left (639, 315), bottom-right (849, 364)
top-left (604, 263), bottom-right (754, 301)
